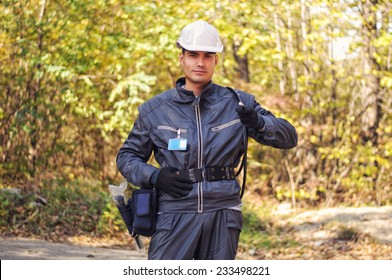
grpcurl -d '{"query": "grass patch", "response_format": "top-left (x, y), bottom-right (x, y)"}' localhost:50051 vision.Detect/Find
top-left (0, 178), bottom-right (127, 240)
top-left (240, 202), bottom-right (298, 251)
top-left (336, 225), bottom-right (360, 242)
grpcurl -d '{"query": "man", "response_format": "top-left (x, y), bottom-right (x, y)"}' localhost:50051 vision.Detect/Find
top-left (116, 20), bottom-right (297, 259)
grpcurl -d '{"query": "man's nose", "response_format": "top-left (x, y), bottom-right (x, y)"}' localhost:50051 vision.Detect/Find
top-left (196, 57), bottom-right (205, 66)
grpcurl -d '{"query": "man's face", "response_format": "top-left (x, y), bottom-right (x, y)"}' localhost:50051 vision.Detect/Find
top-left (179, 50), bottom-right (218, 88)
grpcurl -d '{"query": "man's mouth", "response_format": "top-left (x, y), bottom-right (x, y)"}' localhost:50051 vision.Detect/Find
top-left (193, 70), bottom-right (206, 74)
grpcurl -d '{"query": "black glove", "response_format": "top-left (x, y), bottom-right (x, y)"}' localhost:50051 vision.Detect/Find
top-left (155, 167), bottom-right (193, 198)
top-left (235, 106), bottom-right (263, 129)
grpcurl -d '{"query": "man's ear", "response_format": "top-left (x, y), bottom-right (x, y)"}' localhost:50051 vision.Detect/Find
top-left (214, 54), bottom-right (218, 65)
top-left (179, 53), bottom-right (184, 66)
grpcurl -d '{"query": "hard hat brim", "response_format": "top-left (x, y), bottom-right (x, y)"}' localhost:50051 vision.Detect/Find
top-left (177, 42), bottom-right (223, 53)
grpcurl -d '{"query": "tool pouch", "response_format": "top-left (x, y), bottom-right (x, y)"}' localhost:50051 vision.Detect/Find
top-left (132, 188), bottom-right (157, 237)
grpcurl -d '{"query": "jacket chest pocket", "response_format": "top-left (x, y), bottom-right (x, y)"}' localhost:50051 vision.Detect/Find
top-left (151, 125), bottom-right (188, 149)
top-left (206, 119), bottom-right (243, 160)
top-left (211, 119), bottom-right (241, 132)
top-left (209, 119), bottom-right (242, 144)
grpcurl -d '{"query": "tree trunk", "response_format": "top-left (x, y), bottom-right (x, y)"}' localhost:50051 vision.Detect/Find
top-left (232, 41), bottom-right (250, 83)
top-left (360, 0), bottom-right (381, 145)
top-left (300, 0), bottom-right (313, 107)
top-left (285, 4), bottom-right (298, 99)
top-left (328, 26), bottom-right (339, 131)
top-left (29, 0), bottom-right (47, 179)
top-left (272, 0), bottom-right (286, 95)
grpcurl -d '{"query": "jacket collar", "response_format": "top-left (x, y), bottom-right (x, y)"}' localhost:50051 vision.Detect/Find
top-left (175, 77), bottom-right (217, 106)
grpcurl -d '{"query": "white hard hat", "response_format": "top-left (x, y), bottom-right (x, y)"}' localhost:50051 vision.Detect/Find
top-left (176, 20), bottom-right (223, 53)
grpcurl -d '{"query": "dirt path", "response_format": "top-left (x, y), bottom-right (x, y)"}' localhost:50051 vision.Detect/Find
top-left (1, 206), bottom-right (391, 260)
top-left (0, 238), bottom-right (147, 260)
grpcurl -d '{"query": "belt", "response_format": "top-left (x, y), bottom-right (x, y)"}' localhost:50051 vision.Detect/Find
top-left (178, 166), bottom-right (235, 183)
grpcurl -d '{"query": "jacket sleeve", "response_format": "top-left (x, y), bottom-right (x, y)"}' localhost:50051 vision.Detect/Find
top-left (116, 113), bottom-right (158, 187)
top-left (246, 95), bottom-right (298, 149)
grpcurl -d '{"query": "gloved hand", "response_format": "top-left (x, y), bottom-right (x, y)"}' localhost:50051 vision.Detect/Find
top-left (155, 167), bottom-right (193, 198)
top-left (235, 106), bottom-right (264, 129)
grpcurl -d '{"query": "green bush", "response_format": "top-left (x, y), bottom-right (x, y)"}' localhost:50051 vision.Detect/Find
top-left (0, 179), bottom-right (125, 239)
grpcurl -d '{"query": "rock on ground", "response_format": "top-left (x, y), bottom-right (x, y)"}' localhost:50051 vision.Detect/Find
top-left (286, 206), bottom-right (392, 244)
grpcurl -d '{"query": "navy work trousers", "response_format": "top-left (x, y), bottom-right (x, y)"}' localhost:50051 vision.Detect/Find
top-left (148, 209), bottom-right (243, 260)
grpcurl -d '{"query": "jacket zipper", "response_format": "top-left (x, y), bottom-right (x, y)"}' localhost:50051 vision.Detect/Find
top-left (195, 103), bottom-right (203, 213)
top-left (211, 119), bottom-right (241, 131)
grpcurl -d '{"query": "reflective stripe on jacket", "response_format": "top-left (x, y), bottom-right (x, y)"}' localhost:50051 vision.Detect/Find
top-left (116, 78), bottom-right (298, 213)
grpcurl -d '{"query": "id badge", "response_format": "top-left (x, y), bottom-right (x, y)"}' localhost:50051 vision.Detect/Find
top-left (168, 138), bottom-right (187, 151)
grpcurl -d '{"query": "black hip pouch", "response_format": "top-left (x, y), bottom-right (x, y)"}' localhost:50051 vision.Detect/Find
top-left (132, 188), bottom-right (157, 237)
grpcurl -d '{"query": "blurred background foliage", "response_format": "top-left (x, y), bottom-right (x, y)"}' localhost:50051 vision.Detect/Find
top-left (0, 0), bottom-right (391, 241)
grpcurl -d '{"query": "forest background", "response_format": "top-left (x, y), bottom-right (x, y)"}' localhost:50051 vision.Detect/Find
top-left (0, 0), bottom-right (391, 258)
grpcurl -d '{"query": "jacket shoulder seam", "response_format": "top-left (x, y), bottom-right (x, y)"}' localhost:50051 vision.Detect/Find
top-left (138, 89), bottom-right (177, 117)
